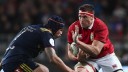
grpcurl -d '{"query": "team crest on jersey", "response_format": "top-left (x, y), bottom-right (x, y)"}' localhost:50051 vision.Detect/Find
top-left (90, 32), bottom-right (94, 41)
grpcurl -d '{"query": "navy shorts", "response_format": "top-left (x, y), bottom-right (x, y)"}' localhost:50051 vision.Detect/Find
top-left (2, 57), bottom-right (39, 72)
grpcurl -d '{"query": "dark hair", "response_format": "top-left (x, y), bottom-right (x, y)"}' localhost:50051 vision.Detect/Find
top-left (79, 4), bottom-right (94, 12)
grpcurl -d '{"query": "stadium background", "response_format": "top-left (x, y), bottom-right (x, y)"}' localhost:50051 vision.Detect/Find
top-left (0, 0), bottom-right (128, 72)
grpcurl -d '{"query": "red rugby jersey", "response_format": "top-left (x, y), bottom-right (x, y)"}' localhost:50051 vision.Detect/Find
top-left (67, 17), bottom-right (114, 59)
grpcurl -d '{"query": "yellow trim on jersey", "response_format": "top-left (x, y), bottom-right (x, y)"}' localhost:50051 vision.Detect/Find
top-left (20, 63), bottom-right (33, 72)
top-left (20, 65), bottom-right (29, 72)
top-left (40, 28), bottom-right (52, 33)
top-left (23, 63), bottom-right (33, 71)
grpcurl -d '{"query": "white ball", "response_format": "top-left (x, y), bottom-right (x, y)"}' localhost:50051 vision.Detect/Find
top-left (70, 42), bottom-right (79, 56)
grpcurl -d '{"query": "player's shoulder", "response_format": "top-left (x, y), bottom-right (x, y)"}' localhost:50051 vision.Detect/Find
top-left (26, 24), bottom-right (52, 35)
top-left (40, 28), bottom-right (52, 34)
top-left (94, 17), bottom-right (108, 29)
top-left (29, 24), bottom-right (43, 28)
top-left (29, 24), bottom-right (51, 32)
top-left (24, 24), bottom-right (42, 30)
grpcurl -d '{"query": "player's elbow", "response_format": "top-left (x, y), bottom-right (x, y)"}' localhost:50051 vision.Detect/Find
top-left (96, 47), bottom-right (102, 56)
top-left (91, 49), bottom-right (101, 57)
top-left (93, 52), bottom-right (100, 57)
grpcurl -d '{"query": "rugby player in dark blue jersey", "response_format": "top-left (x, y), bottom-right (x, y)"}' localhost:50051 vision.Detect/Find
top-left (0, 15), bottom-right (76, 72)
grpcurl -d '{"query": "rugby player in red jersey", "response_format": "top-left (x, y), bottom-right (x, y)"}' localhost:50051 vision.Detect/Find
top-left (67, 4), bottom-right (123, 72)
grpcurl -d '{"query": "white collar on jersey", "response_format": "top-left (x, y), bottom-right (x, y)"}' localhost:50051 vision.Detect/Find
top-left (88, 18), bottom-right (94, 29)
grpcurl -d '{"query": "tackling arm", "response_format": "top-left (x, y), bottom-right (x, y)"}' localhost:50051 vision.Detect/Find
top-left (45, 47), bottom-right (74, 72)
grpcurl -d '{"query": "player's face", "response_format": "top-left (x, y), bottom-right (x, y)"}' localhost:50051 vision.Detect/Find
top-left (54, 29), bottom-right (63, 38)
top-left (78, 11), bottom-right (93, 29)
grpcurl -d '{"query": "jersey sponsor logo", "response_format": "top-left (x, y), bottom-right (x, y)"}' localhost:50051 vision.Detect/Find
top-left (49, 38), bottom-right (55, 46)
top-left (90, 32), bottom-right (94, 41)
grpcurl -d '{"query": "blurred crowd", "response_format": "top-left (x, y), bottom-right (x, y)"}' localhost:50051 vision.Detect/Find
top-left (0, 0), bottom-right (128, 69)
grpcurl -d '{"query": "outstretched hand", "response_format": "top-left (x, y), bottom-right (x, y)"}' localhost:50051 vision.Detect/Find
top-left (72, 25), bottom-right (79, 43)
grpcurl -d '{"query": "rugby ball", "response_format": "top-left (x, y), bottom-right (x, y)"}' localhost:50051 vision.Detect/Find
top-left (70, 42), bottom-right (79, 56)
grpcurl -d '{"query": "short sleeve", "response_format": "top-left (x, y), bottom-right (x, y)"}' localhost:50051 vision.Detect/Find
top-left (94, 22), bottom-right (108, 43)
top-left (40, 31), bottom-right (55, 48)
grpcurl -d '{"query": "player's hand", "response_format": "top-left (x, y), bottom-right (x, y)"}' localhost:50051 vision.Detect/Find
top-left (68, 50), bottom-right (78, 61)
top-left (72, 25), bottom-right (79, 43)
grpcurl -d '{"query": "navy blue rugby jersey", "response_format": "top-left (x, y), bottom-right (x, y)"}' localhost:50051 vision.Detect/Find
top-left (2, 24), bottom-right (55, 64)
